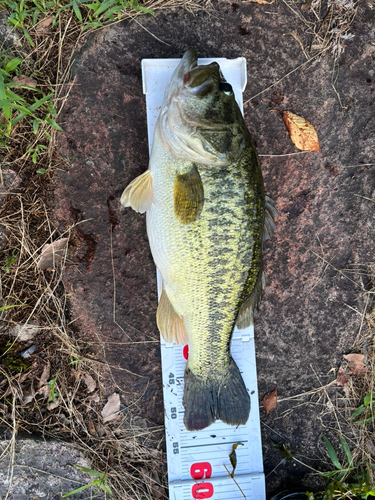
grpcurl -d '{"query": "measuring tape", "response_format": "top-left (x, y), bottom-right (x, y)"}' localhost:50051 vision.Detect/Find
top-left (142, 56), bottom-right (266, 500)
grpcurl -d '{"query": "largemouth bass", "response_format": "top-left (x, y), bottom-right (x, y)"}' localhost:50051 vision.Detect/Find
top-left (121, 49), bottom-right (277, 431)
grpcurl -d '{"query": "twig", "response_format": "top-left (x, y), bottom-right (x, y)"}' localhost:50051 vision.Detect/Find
top-left (223, 464), bottom-right (247, 500)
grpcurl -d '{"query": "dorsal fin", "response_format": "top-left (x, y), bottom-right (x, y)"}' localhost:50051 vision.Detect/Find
top-left (263, 193), bottom-right (279, 245)
top-left (236, 270), bottom-right (265, 330)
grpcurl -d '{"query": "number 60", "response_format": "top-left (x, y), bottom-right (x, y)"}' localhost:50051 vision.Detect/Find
top-left (190, 462), bottom-right (213, 499)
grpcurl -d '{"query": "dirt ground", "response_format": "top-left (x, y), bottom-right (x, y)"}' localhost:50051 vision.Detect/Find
top-left (51, 1), bottom-right (375, 497)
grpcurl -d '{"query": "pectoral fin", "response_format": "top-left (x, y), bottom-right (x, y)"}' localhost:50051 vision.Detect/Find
top-left (120, 170), bottom-right (153, 213)
top-left (157, 288), bottom-right (187, 345)
top-left (236, 270), bottom-right (265, 330)
top-left (174, 165), bottom-right (204, 224)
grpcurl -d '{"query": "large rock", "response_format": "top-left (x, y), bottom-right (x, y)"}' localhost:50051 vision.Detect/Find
top-left (0, 11), bottom-right (22, 49)
top-left (0, 438), bottom-right (105, 499)
top-left (54, 2), bottom-right (375, 497)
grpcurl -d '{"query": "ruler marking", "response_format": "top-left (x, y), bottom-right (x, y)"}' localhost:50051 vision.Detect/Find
top-left (181, 440), bottom-right (249, 450)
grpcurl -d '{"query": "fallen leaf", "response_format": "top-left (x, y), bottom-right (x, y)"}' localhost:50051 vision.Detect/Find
top-left (37, 385), bottom-right (50, 399)
top-left (101, 393), bottom-right (120, 423)
top-left (336, 365), bottom-right (350, 385)
top-left (19, 371), bottom-right (32, 384)
top-left (47, 397), bottom-right (61, 410)
top-left (301, 0), bottom-right (313, 10)
top-left (82, 373), bottom-right (96, 393)
top-left (343, 353), bottom-right (367, 377)
top-left (36, 16), bottom-right (53, 33)
top-left (11, 323), bottom-right (40, 342)
top-left (229, 442), bottom-right (244, 478)
top-left (38, 361), bottom-right (50, 389)
top-left (283, 111), bottom-right (322, 152)
top-left (12, 75), bottom-right (37, 88)
top-left (263, 385), bottom-right (278, 415)
top-left (96, 425), bottom-right (106, 437)
top-left (247, 0), bottom-right (274, 3)
top-left (37, 238), bottom-right (68, 270)
top-left (22, 395), bottom-right (34, 405)
top-left (70, 368), bottom-right (81, 383)
top-left (87, 420), bottom-right (97, 436)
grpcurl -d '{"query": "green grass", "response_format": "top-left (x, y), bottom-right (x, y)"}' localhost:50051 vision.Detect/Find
top-left (1, 0), bottom-right (153, 39)
top-left (0, 55), bottom-right (59, 136)
top-left (62, 466), bottom-right (113, 497)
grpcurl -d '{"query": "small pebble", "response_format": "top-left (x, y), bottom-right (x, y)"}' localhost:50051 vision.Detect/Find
top-left (20, 345), bottom-right (36, 359)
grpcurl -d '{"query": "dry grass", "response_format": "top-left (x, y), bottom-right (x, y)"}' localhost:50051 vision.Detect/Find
top-left (0, 2), bottom-right (205, 499)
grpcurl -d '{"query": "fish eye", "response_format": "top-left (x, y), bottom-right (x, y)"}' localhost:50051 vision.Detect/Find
top-left (219, 82), bottom-right (233, 95)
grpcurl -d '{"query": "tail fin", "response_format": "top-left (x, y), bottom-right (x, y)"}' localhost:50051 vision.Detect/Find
top-left (183, 358), bottom-right (250, 431)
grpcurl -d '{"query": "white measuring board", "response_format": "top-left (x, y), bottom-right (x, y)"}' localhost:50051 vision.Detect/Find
top-left (141, 56), bottom-right (265, 500)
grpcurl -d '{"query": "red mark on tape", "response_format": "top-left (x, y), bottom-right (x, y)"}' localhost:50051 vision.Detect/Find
top-left (190, 462), bottom-right (213, 498)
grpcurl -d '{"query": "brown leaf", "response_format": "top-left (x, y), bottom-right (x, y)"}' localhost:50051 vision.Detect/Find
top-left (11, 323), bottom-right (40, 342)
top-left (336, 365), bottom-right (350, 385)
top-left (47, 397), bottom-right (61, 410)
top-left (82, 373), bottom-right (96, 393)
top-left (263, 385), bottom-right (278, 415)
top-left (37, 238), bottom-right (69, 270)
top-left (301, 0), bottom-right (313, 10)
top-left (283, 111), bottom-right (322, 152)
top-left (101, 393), bottom-right (121, 423)
top-left (96, 425), bottom-right (106, 437)
top-left (12, 75), bottom-right (37, 88)
top-left (22, 395), bottom-right (34, 405)
top-left (38, 361), bottom-right (50, 389)
top-left (70, 368), bottom-right (81, 383)
top-left (87, 420), bottom-right (97, 437)
top-left (343, 353), bottom-right (368, 377)
top-left (37, 385), bottom-right (50, 399)
top-left (36, 16), bottom-right (53, 33)
top-left (19, 371), bottom-right (32, 384)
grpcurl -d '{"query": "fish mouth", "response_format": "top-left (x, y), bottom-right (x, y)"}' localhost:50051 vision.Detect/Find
top-left (179, 50), bottom-right (220, 97)
top-left (182, 48), bottom-right (198, 72)
top-left (175, 49), bottom-right (219, 97)
top-left (174, 48), bottom-right (198, 89)
top-left (183, 63), bottom-right (219, 96)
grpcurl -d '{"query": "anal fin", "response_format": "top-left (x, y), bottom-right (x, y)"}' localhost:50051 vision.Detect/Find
top-left (120, 170), bottom-right (153, 213)
top-left (156, 288), bottom-right (187, 345)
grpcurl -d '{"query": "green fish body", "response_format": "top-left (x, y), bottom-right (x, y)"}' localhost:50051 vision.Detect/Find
top-left (121, 49), bottom-right (277, 431)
